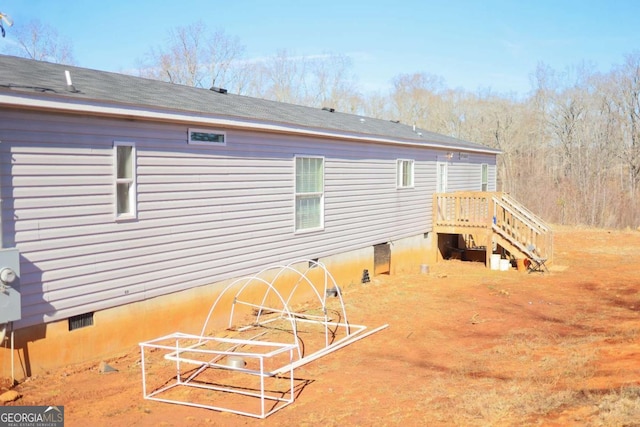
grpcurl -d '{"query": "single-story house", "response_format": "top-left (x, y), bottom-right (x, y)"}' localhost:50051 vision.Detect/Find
top-left (0, 54), bottom-right (501, 379)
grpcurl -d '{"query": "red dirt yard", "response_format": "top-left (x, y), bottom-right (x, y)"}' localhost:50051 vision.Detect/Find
top-left (3, 226), bottom-right (640, 426)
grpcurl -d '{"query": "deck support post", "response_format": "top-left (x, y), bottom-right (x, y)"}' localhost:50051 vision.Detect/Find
top-left (485, 195), bottom-right (495, 267)
top-left (485, 229), bottom-right (492, 267)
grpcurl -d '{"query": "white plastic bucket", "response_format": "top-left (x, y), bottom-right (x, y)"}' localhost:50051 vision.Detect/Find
top-left (490, 254), bottom-right (501, 270)
top-left (500, 259), bottom-right (511, 271)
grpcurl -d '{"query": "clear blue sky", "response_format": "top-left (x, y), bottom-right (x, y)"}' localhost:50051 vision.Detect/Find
top-left (1, 0), bottom-right (639, 97)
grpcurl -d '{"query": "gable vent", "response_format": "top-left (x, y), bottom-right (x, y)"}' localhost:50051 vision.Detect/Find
top-left (68, 312), bottom-right (94, 331)
top-left (210, 86), bottom-right (228, 94)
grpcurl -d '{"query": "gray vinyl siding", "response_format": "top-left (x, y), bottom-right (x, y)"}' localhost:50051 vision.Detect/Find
top-left (446, 154), bottom-right (497, 192)
top-left (0, 109), bottom-right (496, 328)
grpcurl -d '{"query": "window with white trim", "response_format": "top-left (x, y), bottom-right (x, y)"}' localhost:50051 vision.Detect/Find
top-left (481, 163), bottom-right (489, 191)
top-left (114, 141), bottom-right (136, 219)
top-left (188, 128), bottom-right (226, 146)
top-left (396, 159), bottom-right (414, 188)
top-left (437, 161), bottom-right (448, 193)
top-left (295, 156), bottom-right (324, 231)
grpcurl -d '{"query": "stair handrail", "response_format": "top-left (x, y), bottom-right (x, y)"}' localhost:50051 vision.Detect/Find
top-left (491, 195), bottom-right (547, 236)
top-left (491, 193), bottom-right (553, 263)
top-left (499, 193), bottom-right (551, 233)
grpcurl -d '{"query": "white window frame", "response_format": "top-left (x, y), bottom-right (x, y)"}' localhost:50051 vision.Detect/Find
top-left (114, 141), bottom-right (137, 220)
top-left (188, 128), bottom-right (226, 146)
top-left (437, 161), bottom-right (448, 193)
top-left (481, 163), bottom-right (489, 191)
top-left (294, 155), bottom-right (324, 232)
top-left (396, 159), bottom-right (415, 189)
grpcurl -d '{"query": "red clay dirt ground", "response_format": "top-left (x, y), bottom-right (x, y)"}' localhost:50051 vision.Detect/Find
top-left (3, 226), bottom-right (640, 426)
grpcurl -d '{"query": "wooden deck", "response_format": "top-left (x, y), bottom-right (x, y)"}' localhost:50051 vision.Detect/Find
top-left (433, 192), bottom-right (553, 267)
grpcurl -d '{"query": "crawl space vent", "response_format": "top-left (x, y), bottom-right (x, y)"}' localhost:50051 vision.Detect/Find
top-left (68, 312), bottom-right (94, 331)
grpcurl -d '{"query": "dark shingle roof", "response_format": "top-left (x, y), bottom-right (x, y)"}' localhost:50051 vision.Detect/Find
top-left (0, 54), bottom-right (497, 153)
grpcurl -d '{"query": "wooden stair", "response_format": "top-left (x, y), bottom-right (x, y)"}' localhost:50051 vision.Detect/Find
top-left (491, 193), bottom-right (553, 264)
top-left (434, 192), bottom-right (553, 267)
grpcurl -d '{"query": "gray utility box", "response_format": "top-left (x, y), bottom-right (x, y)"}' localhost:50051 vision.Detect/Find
top-left (0, 247), bottom-right (21, 323)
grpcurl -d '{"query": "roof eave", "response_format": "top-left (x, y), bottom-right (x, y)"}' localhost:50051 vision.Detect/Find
top-left (0, 92), bottom-right (501, 155)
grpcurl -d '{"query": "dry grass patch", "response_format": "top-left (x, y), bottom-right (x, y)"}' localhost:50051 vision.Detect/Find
top-left (594, 386), bottom-right (640, 426)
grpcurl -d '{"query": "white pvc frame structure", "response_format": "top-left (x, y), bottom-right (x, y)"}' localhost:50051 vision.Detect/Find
top-left (139, 259), bottom-right (388, 419)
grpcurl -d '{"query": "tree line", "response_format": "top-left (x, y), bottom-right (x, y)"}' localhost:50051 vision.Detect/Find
top-left (3, 20), bottom-right (639, 229)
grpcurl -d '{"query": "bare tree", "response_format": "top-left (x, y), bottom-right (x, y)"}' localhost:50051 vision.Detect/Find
top-left (253, 49), bottom-right (307, 103)
top-left (360, 90), bottom-right (393, 119)
top-left (138, 21), bottom-right (246, 90)
top-left (609, 52), bottom-right (640, 225)
top-left (389, 72), bottom-right (446, 131)
top-left (586, 76), bottom-right (624, 226)
top-left (2, 19), bottom-right (75, 64)
top-left (306, 53), bottom-right (360, 112)
top-left (247, 50), bottom-right (361, 111)
top-left (612, 52), bottom-right (640, 189)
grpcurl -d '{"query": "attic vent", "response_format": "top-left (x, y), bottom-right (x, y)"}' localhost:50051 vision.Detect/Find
top-left (68, 312), bottom-right (94, 331)
top-left (390, 120), bottom-right (400, 124)
top-left (189, 128), bottom-right (226, 146)
top-left (210, 86), bottom-right (228, 94)
top-left (322, 107), bottom-right (335, 113)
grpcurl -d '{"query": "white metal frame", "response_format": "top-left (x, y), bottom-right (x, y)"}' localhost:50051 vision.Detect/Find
top-left (140, 333), bottom-right (297, 418)
top-left (139, 259), bottom-right (387, 418)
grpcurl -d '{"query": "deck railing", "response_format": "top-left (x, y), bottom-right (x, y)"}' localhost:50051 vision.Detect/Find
top-left (434, 191), bottom-right (495, 229)
top-left (434, 191), bottom-right (553, 263)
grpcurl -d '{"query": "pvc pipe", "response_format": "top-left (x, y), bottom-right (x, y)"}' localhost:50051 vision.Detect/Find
top-left (0, 323), bottom-right (15, 384)
top-left (272, 323), bottom-right (389, 375)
